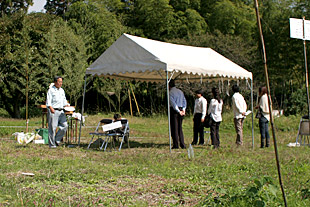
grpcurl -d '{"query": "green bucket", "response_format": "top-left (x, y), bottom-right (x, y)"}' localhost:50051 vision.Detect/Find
top-left (37, 128), bottom-right (49, 144)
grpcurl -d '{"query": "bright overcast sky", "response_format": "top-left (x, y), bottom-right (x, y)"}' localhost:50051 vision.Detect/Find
top-left (28, 0), bottom-right (46, 13)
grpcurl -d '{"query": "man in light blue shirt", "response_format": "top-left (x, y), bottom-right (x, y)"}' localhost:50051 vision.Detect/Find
top-left (46, 76), bottom-right (69, 148)
top-left (169, 80), bottom-right (187, 149)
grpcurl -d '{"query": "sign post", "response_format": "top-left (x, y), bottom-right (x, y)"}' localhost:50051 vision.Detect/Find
top-left (290, 17), bottom-right (310, 119)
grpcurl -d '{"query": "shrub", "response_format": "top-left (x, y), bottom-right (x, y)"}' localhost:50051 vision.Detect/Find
top-left (284, 88), bottom-right (308, 116)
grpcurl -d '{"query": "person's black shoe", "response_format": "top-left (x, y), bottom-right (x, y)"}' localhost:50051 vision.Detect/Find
top-left (181, 146), bottom-right (186, 149)
top-left (171, 147), bottom-right (179, 149)
top-left (191, 142), bottom-right (197, 145)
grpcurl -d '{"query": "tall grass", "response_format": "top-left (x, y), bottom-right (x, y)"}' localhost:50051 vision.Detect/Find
top-left (0, 112), bottom-right (309, 206)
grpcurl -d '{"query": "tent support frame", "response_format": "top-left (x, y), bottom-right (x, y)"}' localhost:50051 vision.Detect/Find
top-left (79, 73), bottom-right (254, 153)
top-left (166, 70), bottom-right (175, 153)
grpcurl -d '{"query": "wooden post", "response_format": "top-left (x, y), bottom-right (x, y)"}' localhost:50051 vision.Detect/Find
top-left (254, 1), bottom-right (287, 206)
top-left (128, 86), bottom-right (133, 117)
top-left (129, 83), bottom-right (141, 116)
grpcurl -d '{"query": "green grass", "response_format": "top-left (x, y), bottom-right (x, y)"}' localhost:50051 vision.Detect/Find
top-left (0, 112), bottom-right (310, 206)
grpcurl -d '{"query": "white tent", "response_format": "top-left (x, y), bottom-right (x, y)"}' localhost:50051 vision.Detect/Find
top-left (86, 33), bottom-right (252, 81)
top-left (81, 33), bottom-right (254, 150)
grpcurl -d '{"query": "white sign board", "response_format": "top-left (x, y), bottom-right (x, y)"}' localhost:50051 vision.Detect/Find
top-left (290, 18), bottom-right (310, 40)
top-left (305, 20), bottom-right (310, 40)
top-left (290, 18), bottom-right (304, 39)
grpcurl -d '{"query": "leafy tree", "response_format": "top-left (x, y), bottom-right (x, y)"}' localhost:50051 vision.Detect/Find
top-left (90, 0), bottom-right (126, 13)
top-left (208, 0), bottom-right (256, 41)
top-left (93, 78), bottom-right (129, 112)
top-left (257, 0), bottom-right (310, 108)
top-left (65, 1), bottom-right (125, 62)
top-left (126, 0), bottom-right (176, 40)
top-left (199, 0), bottom-right (218, 19)
top-left (0, 12), bottom-right (53, 118)
top-left (171, 32), bottom-right (259, 73)
top-left (284, 88), bottom-right (308, 115)
top-left (0, 12), bottom-right (87, 117)
top-left (0, 0), bottom-right (33, 17)
top-left (170, 0), bottom-right (190, 11)
top-left (45, 0), bottom-right (81, 16)
top-left (39, 18), bottom-right (88, 107)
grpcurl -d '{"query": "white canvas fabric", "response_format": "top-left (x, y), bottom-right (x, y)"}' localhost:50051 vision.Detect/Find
top-left (86, 33), bottom-right (252, 81)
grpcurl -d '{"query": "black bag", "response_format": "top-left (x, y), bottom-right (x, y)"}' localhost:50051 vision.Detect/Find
top-left (255, 107), bottom-right (262, 119)
top-left (203, 114), bottom-right (212, 128)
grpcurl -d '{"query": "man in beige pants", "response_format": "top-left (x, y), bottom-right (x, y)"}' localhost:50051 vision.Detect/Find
top-left (232, 85), bottom-right (247, 146)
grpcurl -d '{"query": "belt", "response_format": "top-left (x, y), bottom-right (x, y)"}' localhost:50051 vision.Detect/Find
top-left (53, 108), bottom-right (63, 111)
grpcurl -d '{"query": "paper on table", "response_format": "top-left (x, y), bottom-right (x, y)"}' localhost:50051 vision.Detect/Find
top-left (64, 106), bottom-right (75, 112)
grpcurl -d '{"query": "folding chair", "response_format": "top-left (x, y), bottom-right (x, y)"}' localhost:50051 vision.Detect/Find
top-left (296, 116), bottom-right (310, 146)
top-left (88, 119), bottom-right (113, 149)
top-left (102, 119), bottom-right (130, 151)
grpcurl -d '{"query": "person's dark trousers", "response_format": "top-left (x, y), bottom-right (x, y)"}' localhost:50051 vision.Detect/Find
top-left (193, 113), bottom-right (204, 145)
top-left (210, 119), bottom-right (221, 148)
top-left (259, 116), bottom-right (270, 148)
top-left (170, 107), bottom-right (186, 149)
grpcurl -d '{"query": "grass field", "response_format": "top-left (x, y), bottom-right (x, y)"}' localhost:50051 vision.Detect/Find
top-left (1, 113), bottom-right (310, 206)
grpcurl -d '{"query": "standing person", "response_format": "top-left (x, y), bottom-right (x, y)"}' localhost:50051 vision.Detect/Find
top-left (208, 87), bottom-right (223, 149)
top-left (232, 85), bottom-right (247, 146)
top-left (256, 86), bottom-right (270, 148)
top-left (169, 80), bottom-right (187, 149)
top-left (192, 89), bottom-right (207, 145)
top-left (46, 76), bottom-right (69, 148)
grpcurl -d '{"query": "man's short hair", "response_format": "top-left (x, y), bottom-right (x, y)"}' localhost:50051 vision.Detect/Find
top-left (114, 113), bottom-right (121, 120)
top-left (232, 84), bottom-right (239, 93)
top-left (169, 80), bottom-right (175, 88)
top-left (195, 89), bottom-right (204, 95)
top-left (54, 76), bottom-right (63, 83)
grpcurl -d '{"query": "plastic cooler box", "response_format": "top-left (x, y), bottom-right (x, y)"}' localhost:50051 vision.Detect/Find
top-left (37, 128), bottom-right (49, 144)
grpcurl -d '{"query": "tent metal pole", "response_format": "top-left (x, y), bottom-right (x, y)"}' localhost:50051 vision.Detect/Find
top-left (251, 78), bottom-right (254, 149)
top-left (167, 71), bottom-right (172, 153)
top-left (78, 74), bottom-right (87, 147)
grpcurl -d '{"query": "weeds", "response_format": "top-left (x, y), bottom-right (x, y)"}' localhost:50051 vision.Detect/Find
top-left (0, 113), bottom-right (309, 206)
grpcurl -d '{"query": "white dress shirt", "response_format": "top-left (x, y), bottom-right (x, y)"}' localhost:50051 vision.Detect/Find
top-left (46, 85), bottom-right (67, 109)
top-left (194, 96), bottom-right (207, 119)
top-left (232, 92), bottom-right (247, 119)
top-left (208, 99), bottom-right (223, 122)
top-left (169, 87), bottom-right (187, 113)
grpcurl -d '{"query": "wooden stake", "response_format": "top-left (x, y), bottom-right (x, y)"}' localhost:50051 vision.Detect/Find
top-left (128, 86), bottom-right (133, 117)
top-left (254, 1), bottom-right (287, 206)
top-left (129, 83), bottom-right (140, 116)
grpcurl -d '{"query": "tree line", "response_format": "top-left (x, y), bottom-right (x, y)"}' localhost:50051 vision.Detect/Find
top-left (0, 0), bottom-right (309, 118)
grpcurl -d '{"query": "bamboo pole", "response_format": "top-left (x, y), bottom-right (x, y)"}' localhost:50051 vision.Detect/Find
top-left (254, 1), bottom-right (287, 206)
top-left (128, 86), bottom-right (133, 117)
top-left (129, 83), bottom-right (140, 116)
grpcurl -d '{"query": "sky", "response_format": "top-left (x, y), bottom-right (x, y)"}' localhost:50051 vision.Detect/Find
top-left (28, 0), bottom-right (47, 13)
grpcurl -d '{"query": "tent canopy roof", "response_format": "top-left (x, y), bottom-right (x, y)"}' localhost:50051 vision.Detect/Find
top-left (86, 33), bottom-right (252, 82)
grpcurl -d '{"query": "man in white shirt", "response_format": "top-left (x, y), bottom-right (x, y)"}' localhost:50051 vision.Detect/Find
top-left (46, 76), bottom-right (69, 148)
top-left (232, 85), bottom-right (247, 146)
top-left (192, 89), bottom-right (207, 145)
top-left (169, 80), bottom-right (187, 149)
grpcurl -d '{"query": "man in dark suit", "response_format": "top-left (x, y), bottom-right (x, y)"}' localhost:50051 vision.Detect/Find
top-left (169, 80), bottom-right (187, 149)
